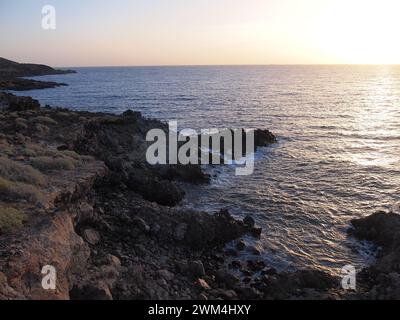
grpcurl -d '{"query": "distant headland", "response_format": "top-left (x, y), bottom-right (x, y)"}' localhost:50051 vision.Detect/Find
top-left (0, 57), bottom-right (75, 91)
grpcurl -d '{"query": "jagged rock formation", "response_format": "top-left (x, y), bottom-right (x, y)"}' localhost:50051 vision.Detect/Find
top-left (1, 93), bottom-right (298, 300)
top-left (350, 211), bottom-right (400, 299)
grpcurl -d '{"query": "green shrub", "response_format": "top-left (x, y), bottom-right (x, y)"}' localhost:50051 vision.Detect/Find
top-left (55, 111), bottom-right (73, 118)
top-left (56, 150), bottom-right (81, 160)
top-left (34, 123), bottom-right (50, 134)
top-left (30, 156), bottom-right (76, 171)
top-left (15, 117), bottom-right (27, 124)
top-left (0, 157), bottom-right (47, 186)
top-left (56, 150), bottom-right (94, 163)
top-left (21, 143), bottom-right (47, 157)
top-left (0, 140), bottom-right (13, 156)
top-left (31, 116), bottom-right (58, 126)
top-left (0, 177), bottom-right (45, 205)
top-left (20, 147), bottom-right (37, 157)
top-left (0, 206), bottom-right (27, 234)
top-left (15, 117), bottom-right (28, 128)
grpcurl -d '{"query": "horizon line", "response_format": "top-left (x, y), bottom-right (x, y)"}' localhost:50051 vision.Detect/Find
top-left (57, 63), bottom-right (400, 69)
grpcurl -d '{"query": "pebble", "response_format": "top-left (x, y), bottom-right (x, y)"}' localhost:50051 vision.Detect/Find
top-left (189, 260), bottom-right (206, 277)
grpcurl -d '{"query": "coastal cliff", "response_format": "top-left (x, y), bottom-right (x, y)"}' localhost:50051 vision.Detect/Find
top-left (0, 57), bottom-right (75, 91)
top-left (0, 91), bottom-right (343, 300)
top-left (3, 59), bottom-right (396, 300)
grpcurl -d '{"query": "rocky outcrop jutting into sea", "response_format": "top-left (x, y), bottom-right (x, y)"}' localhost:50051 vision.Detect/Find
top-left (350, 211), bottom-right (400, 299)
top-left (0, 57), bottom-right (75, 91)
top-left (0, 90), bottom-right (348, 300)
top-left (3, 59), bottom-right (373, 300)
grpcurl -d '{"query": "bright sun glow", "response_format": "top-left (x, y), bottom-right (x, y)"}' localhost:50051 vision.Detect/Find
top-left (1, 0), bottom-right (400, 66)
top-left (312, 0), bottom-right (400, 64)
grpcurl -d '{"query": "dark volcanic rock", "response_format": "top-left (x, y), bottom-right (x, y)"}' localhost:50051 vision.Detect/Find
top-left (0, 57), bottom-right (75, 91)
top-left (73, 112), bottom-right (208, 206)
top-left (125, 167), bottom-right (185, 206)
top-left (235, 240), bottom-right (246, 251)
top-left (182, 209), bottom-right (251, 249)
top-left (350, 210), bottom-right (400, 299)
top-left (70, 284), bottom-right (112, 300)
top-left (0, 57), bottom-right (75, 79)
top-left (258, 269), bottom-right (338, 299)
top-left (158, 164), bottom-right (211, 184)
top-left (0, 78), bottom-right (67, 91)
top-left (351, 211), bottom-right (400, 248)
top-left (215, 269), bottom-right (239, 288)
top-left (122, 109), bottom-right (142, 119)
top-left (201, 128), bottom-right (278, 166)
top-left (291, 270), bottom-right (338, 290)
top-left (2, 89), bottom-right (336, 301)
top-left (250, 227), bottom-right (262, 238)
top-left (234, 128), bottom-right (277, 152)
top-left (82, 228), bottom-right (101, 245)
top-left (0, 92), bottom-right (40, 111)
top-left (254, 129), bottom-right (277, 147)
top-left (189, 261), bottom-right (206, 277)
top-left (243, 215), bottom-right (255, 227)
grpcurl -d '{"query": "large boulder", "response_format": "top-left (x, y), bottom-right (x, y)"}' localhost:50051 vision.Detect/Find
top-left (254, 129), bottom-right (277, 147)
top-left (0, 92), bottom-right (40, 111)
top-left (350, 211), bottom-right (400, 248)
top-left (125, 167), bottom-right (185, 206)
top-left (181, 209), bottom-right (262, 249)
top-left (350, 210), bottom-right (400, 299)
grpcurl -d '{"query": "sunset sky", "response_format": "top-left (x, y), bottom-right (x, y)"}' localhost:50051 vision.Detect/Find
top-left (1, 0), bottom-right (399, 67)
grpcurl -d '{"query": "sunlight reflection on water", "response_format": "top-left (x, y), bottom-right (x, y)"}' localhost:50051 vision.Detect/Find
top-left (18, 65), bottom-right (400, 274)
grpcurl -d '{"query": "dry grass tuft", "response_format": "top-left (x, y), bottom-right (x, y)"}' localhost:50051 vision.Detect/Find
top-left (30, 156), bottom-right (76, 171)
top-left (34, 123), bottom-right (50, 135)
top-left (0, 206), bottom-right (27, 234)
top-left (31, 116), bottom-right (58, 126)
top-left (56, 150), bottom-right (81, 160)
top-left (0, 177), bottom-right (45, 205)
top-left (15, 118), bottom-right (28, 130)
top-left (0, 157), bottom-right (47, 186)
top-left (0, 139), bottom-right (13, 156)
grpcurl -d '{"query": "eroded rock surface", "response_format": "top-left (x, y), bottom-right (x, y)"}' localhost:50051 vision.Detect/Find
top-left (350, 211), bottom-right (400, 299)
top-left (0, 92), bottom-right (343, 300)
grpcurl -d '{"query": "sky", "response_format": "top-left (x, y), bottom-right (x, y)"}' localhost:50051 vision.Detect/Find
top-left (1, 0), bottom-right (400, 67)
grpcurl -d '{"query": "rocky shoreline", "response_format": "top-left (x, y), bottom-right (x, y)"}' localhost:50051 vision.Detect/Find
top-left (0, 59), bottom-right (399, 300)
top-left (0, 57), bottom-right (74, 91)
top-left (0, 90), bottom-right (343, 300)
top-left (0, 78), bottom-right (67, 91)
top-left (349, 211), bottom-right (400, 299)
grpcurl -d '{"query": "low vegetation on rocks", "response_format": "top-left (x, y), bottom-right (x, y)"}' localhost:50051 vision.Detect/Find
top-left (30, 156), bottom-right (76, 171)
top-left (0, 157), bottom-right (47, 186)
top-left (0, 206), bottom-right (26, 234)
top-left (0, 91), bottom-right (351, 301)
top-left (30, 115), bottom-right (58, 126)
top-left (0, 176), bottom-right (45, 204)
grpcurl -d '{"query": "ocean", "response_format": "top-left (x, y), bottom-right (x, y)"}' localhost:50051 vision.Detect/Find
top-left (15, 65), bottom-right (400, 274)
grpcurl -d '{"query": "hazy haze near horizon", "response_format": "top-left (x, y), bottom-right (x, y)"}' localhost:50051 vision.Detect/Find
top-left (1, 0), bottom-right (400, 67)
